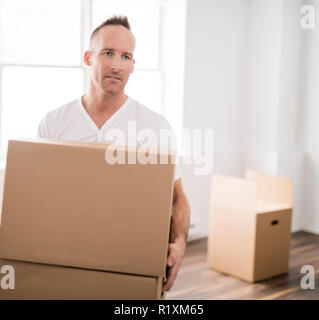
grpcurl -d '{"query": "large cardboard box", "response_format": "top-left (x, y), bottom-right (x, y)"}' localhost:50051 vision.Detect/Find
top-left (0, 139), bottom-right (175, 296)
top-left (207, 170), bottom-right (293, 283)
top-left (0, 258), bottom-right (164, 300)
top-left (0, 168), bottom-right (4, 225)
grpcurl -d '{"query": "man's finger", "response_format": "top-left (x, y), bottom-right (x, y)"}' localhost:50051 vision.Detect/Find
top-left (163, 274), bottom-right (174, 291)
top-left (163, 271), bottom-right (176, 291)
top-left (163, 263), bottom-right (178, 291)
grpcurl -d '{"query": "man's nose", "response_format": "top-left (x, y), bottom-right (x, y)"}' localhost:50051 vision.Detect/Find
top-left (110, 55), bottom-right (123, 70)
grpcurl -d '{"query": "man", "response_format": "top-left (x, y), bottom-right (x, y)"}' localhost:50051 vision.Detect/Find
top-left (38, 16), bottom-right (190, 292)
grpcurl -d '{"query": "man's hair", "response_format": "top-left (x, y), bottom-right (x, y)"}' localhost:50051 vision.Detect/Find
top-left (90, 15), bottom-right (132, 49)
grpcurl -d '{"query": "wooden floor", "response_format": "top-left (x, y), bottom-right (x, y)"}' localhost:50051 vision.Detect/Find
top-left (166, 231), bottom-right (319, 300)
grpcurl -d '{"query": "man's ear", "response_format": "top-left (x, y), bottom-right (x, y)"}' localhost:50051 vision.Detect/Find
top-left (84, 51), bottom-right (92, 66)
top-left (131, 59), bottom-right (135, 73)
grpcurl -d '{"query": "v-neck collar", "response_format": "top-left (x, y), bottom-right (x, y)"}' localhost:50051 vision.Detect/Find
top-left (78, 95), bottom-right (131, 133)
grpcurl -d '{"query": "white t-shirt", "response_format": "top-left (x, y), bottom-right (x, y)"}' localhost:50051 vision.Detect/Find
top-left (37, 96), bottom-right (181, 181)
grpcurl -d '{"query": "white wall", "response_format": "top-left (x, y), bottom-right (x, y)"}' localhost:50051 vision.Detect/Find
top-left (299, 0), bottom-right (319, 233)
top-left (182, 0), bottom-right (249, 239)
top-left (243, 0), bottom-right (304, 232)
top-left (276, 0), bottom-right (304, 232)
top-left (243, 0), bottom-right (283, 167)
top-left (183, 0), bottom-right (313, 240)
top-left (161, 0), bottom-right (187, 148)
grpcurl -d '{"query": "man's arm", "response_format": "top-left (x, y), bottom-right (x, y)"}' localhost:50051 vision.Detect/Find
top-left (163, 177), bottom-right (191, 291)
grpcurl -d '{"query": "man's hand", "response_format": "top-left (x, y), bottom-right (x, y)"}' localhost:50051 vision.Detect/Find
top-left (163, 238), bottom-right (186, 291)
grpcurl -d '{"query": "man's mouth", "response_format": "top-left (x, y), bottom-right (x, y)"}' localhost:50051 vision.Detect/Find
top-left (105, 75), bottom-right (121, 81)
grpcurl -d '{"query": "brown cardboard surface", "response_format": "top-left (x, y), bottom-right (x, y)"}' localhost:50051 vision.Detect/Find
top-left (0, 139), bottom-right (175, 278)
top-left (208, 205), bottom-right (256, 281)
top-left (253, 209), bottom-right (292, 282)
top-left (246, 170), bottom-right (293, 207)
top-left (0, 258), bottom-right (164, 300)
top-left (255, 199), bottom-right (292, 214)
top-left (209, 174), bottom-right (257, 213)
top-left (208, 171), bottom-right (293, 282)
top-left (0, 169), bottom-right (4, 225)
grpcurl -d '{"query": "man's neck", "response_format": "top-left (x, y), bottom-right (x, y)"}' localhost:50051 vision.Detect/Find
top-left (82, 86), bottom-right (128, 129)
top-left (83, 86), bottom-right (127, 116)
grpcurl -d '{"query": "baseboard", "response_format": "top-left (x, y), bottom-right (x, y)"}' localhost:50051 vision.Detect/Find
top-left (299, 222), bottom-right (319, 235)
top-left (187, 223), bottom-right (208, 241)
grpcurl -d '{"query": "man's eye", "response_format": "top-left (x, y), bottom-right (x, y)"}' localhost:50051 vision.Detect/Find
top-left (123, 55), bottom-right (131, 60)
top-left (104, 51), bottom-right (112, 56)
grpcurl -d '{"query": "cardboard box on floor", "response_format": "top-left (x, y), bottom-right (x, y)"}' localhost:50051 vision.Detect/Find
top-left (0, 258), bottom-right (165, 300)
top-left (207, 170), bottom-right (293, 283)
top-left (0, 139), bottom-right (175, 299)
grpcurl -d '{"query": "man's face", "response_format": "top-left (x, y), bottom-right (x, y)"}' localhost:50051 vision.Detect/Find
top-left (86, 25), bottom-right (135, 96)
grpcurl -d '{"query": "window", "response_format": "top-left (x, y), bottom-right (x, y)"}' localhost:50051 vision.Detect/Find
top-left (1, 66), bottom-right (84, 155)
top-left (0, 0), bottom-right (81, 65)
top-left (0, 0), bottom-right (186, 162)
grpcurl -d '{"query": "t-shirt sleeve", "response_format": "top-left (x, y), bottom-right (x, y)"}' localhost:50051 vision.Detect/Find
top-left (174, 161), bottom-right (182, 181)
top-left (37, 115), bottom-right (49, 139)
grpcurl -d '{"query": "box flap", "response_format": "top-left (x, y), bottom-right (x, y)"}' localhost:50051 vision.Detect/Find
top-left (211, 174), bottom-right (257, 213)
top-left (245, 170), bottom-right (293, 207)
top-left (255, 199), bottom-right (292, 214)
